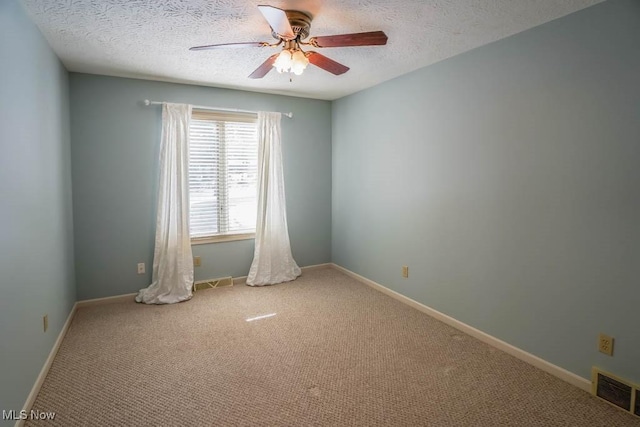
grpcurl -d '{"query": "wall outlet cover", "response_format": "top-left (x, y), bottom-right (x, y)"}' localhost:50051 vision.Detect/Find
top-left (598, 333), bottom-right (614, 356)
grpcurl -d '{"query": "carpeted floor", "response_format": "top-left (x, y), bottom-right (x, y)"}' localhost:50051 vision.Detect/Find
top-left (28, 267), bottom-right (640, 426)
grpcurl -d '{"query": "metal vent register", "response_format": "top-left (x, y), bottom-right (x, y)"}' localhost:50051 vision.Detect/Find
top-left (592, 368), bottom-right (639, 418)
top-left (193, 276), bottom-right (233, 292)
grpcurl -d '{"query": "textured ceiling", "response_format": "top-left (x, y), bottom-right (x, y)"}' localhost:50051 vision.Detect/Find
top-left (21, 0), bottom-right (603, 100)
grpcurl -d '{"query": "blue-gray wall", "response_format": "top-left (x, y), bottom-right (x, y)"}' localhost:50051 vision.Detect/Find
top-left (70, 74), bottom-right (332, 300)
top-left (332, 0), bottom-right (640, 383)
top-left (0, 0), bottom-right (75, 421)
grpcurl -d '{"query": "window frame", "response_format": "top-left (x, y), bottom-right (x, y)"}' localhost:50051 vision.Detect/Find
top-left (190, 232), bottom-right (255, 245)
top-left (188, 109), bottom-right (258, 244)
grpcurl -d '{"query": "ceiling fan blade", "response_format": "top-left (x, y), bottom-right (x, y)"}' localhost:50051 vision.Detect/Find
top-left (309, 31), bottom-right (388, 48)
top-left (248, 53), bottom-right (280, 79)
top-left (306, 52), bottom-right (349, 75)
top-left (190, 42), bottom-right (266, 51)
top-left (258, 5), bottom-right (295, 39)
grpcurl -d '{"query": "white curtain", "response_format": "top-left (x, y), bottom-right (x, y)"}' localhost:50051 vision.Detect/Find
top-left (247, 112), bottom-right (301, 286)
top-left (136, 103), bottom-right (194, 304)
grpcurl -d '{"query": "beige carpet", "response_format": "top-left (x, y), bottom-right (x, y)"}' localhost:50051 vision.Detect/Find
top-left (29, 267), bottom-right (640, 426)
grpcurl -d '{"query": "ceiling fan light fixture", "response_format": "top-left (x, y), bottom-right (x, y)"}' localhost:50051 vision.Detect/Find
top-left (190, 6), bottom-right (388, 79)
top-left (290, 50), bottom-right (309, 75)
top-left (274, 49), bottom-right (293, 73)
top-left (273, 48), bottom-right (309, 75)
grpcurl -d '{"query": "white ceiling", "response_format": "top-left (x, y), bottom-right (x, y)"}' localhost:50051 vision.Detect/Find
top-left (21, 0), bottom-right (603, 100)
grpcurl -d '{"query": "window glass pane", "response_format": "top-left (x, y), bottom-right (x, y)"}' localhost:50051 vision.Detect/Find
top-left (188, 112), bottom-right (257, 239)
top-left (226, 121), bottom-right (257, 233)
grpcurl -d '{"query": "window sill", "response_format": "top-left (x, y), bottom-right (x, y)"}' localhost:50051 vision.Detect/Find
top-left (191, 233), bottom-right (255, 245)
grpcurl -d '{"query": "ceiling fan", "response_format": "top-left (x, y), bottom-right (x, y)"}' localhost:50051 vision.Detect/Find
top-left (189, 5), bottom-right (388, 79)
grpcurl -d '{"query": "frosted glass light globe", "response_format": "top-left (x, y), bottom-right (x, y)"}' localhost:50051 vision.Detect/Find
top-left (274, 50), bottom-right (293, 73)
top-left (290, 50), bottom-right (309, 75)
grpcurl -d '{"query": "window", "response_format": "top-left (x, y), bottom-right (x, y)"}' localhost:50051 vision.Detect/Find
top-left (189, 110), bottom-right (258, 242)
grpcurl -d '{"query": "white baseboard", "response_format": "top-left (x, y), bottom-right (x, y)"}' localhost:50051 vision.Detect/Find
top-left (232, 276), bottom-right (248, 286)
top-left (76, 292), bottom-right (138, 307)
top-left (300, 263), bottom-right (333, 272)
top-left (73, 264), bottom-right (334, 302)
top-left (16, 303), bottom-right (78, 427)
top-left (330, 263), bottom-right (591, 393)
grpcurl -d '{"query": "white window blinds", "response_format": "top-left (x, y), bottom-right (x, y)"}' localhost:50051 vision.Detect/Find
top-left (189, 110), bottom-right (258, 239)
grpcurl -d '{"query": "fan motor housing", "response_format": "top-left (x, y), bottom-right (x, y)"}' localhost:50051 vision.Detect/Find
top-left (272, 10), bottom-right (312, 40)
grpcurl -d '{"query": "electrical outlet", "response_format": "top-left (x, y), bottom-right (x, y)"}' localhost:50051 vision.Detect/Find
top-left (598, 333), bottom-right (614, 356)
top-left (137, 262), bottom-right (145, 274)
top-left (402, 266), bottom-right (409, 278)
top-left (194, 256), bottom-right (201, 267)
top-left (43, 315), bottom-right (48, 333)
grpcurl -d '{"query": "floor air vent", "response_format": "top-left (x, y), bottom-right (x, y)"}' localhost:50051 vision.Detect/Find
top-left (193, 276), bottom-right (233, 292)
top-left (592, 367), bottom-right (638, 417)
